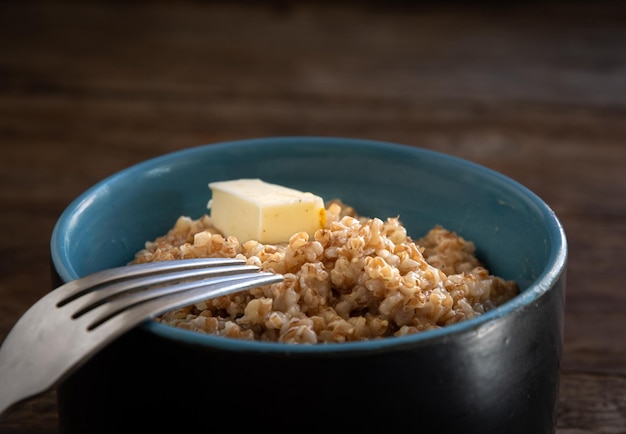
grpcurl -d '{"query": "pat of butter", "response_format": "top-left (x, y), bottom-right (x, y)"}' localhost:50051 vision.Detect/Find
top-left (208, 179), bottom-right (326, 244)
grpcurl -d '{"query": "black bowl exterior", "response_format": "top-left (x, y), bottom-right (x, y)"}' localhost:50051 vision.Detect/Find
top-left (56, 270), bottom-right (565, 434)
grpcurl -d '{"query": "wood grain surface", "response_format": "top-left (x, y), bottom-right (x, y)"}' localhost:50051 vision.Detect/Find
top-left (1, 1), bottom-right (625, 432)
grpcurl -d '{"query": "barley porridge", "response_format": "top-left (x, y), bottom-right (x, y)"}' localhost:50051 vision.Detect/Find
top-left (131, 200), bottom-right (518, 344)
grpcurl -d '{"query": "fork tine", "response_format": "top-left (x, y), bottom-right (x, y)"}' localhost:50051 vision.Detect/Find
top-left (81, 272), bottom-right (281, 330)
top-left (66, 264), bottom-right (260, 320)
top-left (56, 257), bottom-right (247, 306)
top-left (83, 272), bottom-right (283, 341)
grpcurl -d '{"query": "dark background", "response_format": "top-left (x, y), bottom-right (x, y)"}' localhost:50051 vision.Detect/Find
top-left (1, 1), bottom-right (625, 432)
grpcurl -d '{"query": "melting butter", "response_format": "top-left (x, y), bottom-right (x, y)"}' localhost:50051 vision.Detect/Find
top-left (208, 178), bottom-right (326, 244)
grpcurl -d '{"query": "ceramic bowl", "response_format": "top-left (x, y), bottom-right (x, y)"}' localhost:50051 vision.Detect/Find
top-left (50, 137), bottom-right (567, 434)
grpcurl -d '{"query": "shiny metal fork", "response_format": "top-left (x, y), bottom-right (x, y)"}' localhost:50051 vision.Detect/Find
top-left (0, 257), bottom-right (283, 416)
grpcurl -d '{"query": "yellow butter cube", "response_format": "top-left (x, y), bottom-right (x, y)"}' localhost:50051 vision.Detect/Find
top-left (208, 179), bottom-right (326, 244)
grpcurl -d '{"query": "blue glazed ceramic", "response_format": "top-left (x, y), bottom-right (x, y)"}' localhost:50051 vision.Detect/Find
top-left (51, 137), bottom-right (567, 433)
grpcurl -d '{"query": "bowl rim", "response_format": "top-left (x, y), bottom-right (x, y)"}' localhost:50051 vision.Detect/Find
top-left (50, 136), bottom-right (567, 354)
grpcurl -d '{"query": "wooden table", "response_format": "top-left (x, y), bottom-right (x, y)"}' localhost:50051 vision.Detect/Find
top-left (1, 1), bottom-right (624, 432)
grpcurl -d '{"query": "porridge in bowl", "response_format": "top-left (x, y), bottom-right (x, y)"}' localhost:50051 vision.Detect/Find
top-left (131, 179), bottom-right (518, 344)
top-left (52, 139), bottom-right (566, 433)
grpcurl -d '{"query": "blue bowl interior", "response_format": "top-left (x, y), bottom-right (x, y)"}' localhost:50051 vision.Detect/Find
top-left (51, 137), bottom-right (566, 352)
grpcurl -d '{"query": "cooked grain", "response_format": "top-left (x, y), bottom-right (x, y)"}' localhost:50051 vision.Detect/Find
top-left (131, 201), bottom-right (518, 344)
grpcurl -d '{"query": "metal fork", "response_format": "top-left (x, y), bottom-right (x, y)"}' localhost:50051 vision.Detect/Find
top-left (0, 257), bottom-right (283, 416)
